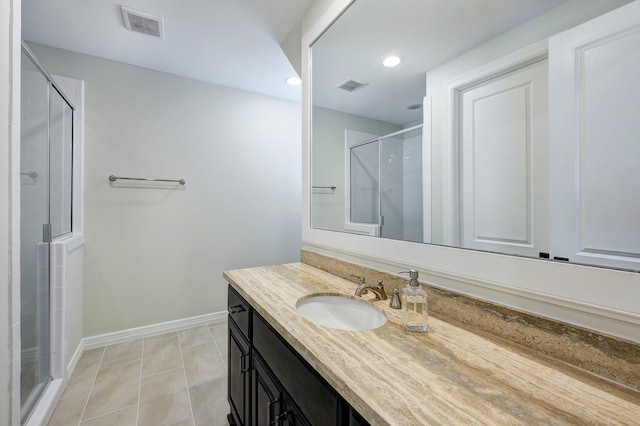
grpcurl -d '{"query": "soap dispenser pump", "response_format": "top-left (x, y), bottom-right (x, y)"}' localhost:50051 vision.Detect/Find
top-left (399, 270), bottom-right (428, 332)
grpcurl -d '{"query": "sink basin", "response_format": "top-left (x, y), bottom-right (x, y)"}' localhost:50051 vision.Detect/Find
top-left (295, 294), bottom-right (387, 331)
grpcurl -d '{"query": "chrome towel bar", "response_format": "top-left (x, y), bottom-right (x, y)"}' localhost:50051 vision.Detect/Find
top-left (108, 175), bottom-right (186, 185)
top-left (312, 185), bottom-right (336, 190)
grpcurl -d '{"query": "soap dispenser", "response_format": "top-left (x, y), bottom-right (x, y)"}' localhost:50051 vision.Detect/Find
top-left (399, 270), bottom-right (428, 332)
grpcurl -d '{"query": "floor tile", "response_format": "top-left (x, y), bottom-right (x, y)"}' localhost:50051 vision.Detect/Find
top-left (213, 338), bottom-right (228, 359)
top-left (142, 335), bottom-right (182, 377)
top-left (82, 360), bottom-right (141, 420)
top-left (62, 349), bottom-right (104, 400)
top-left (209, 324), bottom-right (226, 342)
top-left (50, 324), bottom-right (231, 426)
top-left (170, 417), bottom-right (195, 426)
top-left (144, 331), bottom-right (177, 342)
top-left (48, 394), bottom-right (88, 426)
top-left (210, 325), bottom-right (228, 357)
top-left (100, 340), bottom-right (143, 369)
top-left (79, 405), bottom-right (137, 426)
top-left (138, 368), bottom-right (192, 426)
top-left (84, 347), bottom-right (106, 356)
top-left (182, 343), bottom-right (226, 387)
top-left (190, 377), bottom-right (229, 426)
top-left (178, 326), bottom-right (213, 349)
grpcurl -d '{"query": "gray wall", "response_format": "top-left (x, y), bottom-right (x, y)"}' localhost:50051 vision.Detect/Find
top-left (28, 43), bottom-right (302, 337)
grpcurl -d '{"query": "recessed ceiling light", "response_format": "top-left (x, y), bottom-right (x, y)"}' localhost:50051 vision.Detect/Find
top-left (383, 56), bottom-right (401, 67)
top-left (286, 77), bottom-right (302, 86)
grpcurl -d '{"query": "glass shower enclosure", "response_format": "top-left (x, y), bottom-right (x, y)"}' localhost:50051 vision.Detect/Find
top-left (348, 125), bottom-right (423, 242)
top-left (20, 43), bottom-right (74, 422)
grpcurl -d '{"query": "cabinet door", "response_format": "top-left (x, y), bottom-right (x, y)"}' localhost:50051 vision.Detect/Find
top-left (229, 320), bottom-right (251, 425)
top-left (280, 393), bottom-right (310, 426)
top-left (348, 408), bottom-right (369, 426)
top-left (253, 351), bottom-right (282, 426)
top-left (253, 313), bottom-right (341, 425)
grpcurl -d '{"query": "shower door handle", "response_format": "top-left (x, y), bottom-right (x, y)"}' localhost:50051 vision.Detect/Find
top-left (42, 223), bottom-right (52, 243)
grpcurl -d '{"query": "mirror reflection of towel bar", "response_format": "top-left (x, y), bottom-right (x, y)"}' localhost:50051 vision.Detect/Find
top-left (108, 175), bottom-right (186, 185)
top-left (312, 185), bottom-right (336, 190)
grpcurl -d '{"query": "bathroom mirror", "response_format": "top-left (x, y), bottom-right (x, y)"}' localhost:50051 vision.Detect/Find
top-left (310, 0), bottom-right (640, 271)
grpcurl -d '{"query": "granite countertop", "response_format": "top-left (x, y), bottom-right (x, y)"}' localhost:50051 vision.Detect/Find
top-left (223, 263), bottom-right (640, 425)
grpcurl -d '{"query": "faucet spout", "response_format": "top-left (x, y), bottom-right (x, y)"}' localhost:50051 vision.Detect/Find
top-left (354, 279), bottom-right (387, 300)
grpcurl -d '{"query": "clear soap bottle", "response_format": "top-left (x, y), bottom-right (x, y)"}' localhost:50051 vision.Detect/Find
top-left (400, 270), bottom-right (428, 332)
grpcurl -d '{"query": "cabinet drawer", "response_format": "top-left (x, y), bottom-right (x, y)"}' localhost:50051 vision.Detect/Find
top-left (228, 284), bottom-right (251, 340)
top-left (253, 312), bottom-right (340, 426)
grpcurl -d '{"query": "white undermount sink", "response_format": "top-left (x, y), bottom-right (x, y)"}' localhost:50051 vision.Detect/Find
top-left (295, 294), bottom-right (387, 331)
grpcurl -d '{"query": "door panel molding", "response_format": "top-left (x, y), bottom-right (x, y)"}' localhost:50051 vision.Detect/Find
top-left (441, 40), bottom-right (548, 247)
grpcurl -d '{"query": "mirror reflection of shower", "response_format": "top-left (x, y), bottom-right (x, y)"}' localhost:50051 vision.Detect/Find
top-left (345, 125), bottom-right (423, 242)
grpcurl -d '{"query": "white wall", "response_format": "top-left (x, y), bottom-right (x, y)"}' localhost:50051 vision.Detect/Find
top-left (28, 43), bottom-right (302, 337)
top-left (1, 0), bottom-right (15, 421)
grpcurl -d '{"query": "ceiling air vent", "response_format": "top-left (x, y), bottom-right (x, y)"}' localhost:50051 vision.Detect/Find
top-left (336, 78), bottom-right (368, 92)
top-left (120, 6), bottom-right (165, 39)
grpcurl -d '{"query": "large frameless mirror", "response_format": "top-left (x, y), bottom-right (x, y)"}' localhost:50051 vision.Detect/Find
top-left (310, 0), bottom-right (640, 271)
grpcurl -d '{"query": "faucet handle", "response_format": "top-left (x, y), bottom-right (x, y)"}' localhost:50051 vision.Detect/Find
top-left (350, 274), bottom-right (365, 284)
top-left (389, 288), bottom-right (402, 309)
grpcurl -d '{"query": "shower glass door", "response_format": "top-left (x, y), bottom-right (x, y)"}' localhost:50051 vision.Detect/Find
top-left (20, 50), bottom-right (52, 422)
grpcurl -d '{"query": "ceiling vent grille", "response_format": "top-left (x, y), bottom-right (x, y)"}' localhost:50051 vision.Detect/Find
top-left (120, 6), bottom-right (165, 39)
top-left (336, 78), bottom-right (368, 92)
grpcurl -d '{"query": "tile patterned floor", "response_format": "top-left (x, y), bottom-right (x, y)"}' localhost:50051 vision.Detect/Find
top-left (48, 322), bottom-right (229, 426)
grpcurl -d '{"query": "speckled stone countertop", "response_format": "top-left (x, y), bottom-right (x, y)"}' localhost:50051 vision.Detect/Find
top-left (224, 263), bottom-right (640, 425)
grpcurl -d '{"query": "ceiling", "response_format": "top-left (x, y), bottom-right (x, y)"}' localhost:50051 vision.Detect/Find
top-left (22, 0), bottom-right (315, 102)
top-left (312, 0), bottom-right (568, 126)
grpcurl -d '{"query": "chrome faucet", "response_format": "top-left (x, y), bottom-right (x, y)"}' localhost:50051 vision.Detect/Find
top-left (351, 274), bottom-right (387, 300)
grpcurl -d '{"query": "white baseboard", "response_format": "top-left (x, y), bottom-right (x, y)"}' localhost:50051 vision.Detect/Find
top-left (83, 311), bottom-right (227, 350)
top-left (67, 339), bottom-right (85, 380)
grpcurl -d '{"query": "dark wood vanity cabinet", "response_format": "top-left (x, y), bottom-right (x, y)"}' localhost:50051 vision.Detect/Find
top-left (228, 286), bottom-right (251, 426)
top-left (229, 320), bottom-right (251, 425)
top-left (227, 284), bottom-right (369, 426)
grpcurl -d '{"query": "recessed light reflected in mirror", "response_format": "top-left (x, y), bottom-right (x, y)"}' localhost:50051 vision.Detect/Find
top-left (286, 76), bottom-right (302, 86)
top-left (383, 56), bottom-right (401, 67)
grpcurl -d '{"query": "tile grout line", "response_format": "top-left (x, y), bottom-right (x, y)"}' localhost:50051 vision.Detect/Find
top-left (135, 339), bottom-right (144, 426)
top-left (208, 325), bottom-right (226, 368)
top-left (77, 347), bottom-right (107, 425)
top-left (177, 330), bottom-right (196, 425)
top-left (76, 404), bottom-right (138, 424)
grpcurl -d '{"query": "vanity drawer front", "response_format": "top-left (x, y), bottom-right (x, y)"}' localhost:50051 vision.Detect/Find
top-left (253, 312), bottom-right (340, 426)
top-left (228, 284), bottom-right (251, 340)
